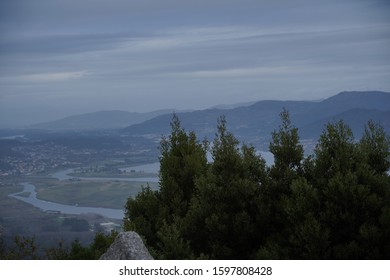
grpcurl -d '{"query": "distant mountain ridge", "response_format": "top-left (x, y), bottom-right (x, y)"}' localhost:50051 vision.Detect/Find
top-left (30, 91), bottom-right (390, 148)
top-left (31, 109), bottom-right (175, 131)
top-left (122, 91), bottom-right (390, 148)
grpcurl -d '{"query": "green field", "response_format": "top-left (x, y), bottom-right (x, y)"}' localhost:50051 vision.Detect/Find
top-left (68, 171), bottom-right (158, 179)
top-left (0, 179), bottom-right (121, 254)
top-left (31, 178), bottom-right (158, 209)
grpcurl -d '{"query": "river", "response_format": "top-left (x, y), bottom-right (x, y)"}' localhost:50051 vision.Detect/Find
top-left (8, 153), bottom-right (274, 220)
top-left (10, 182), bottom-right (125, 219)
top-left (9, 162), bottom-right (160, 220)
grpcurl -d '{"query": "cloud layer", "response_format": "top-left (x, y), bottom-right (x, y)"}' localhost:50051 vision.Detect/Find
top-left (0, 0), bottom-right (389, 126)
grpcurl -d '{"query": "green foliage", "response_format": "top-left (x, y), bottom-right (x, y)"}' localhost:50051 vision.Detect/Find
top-left (185, 116), bottom-right (266, 259)
top-left (257, 110), bottom-right (306, 256)
top-left (314, 120), bottom-right (355, 179)
top-left (359, 120), bottom-right (390, 174)
top-left (282, 178), bottom-right (329, 259)
top-left (124, 114), bottom-right (208, 258)
top-left (307, 120), bottom-right (390, 259)
top-left (269, 109), bottom-right (304, 178)
top-left (89, 230), bottom-right (118, 259)
top-left (44, 239), bottom-right (69, 260)
top-left (156, 219), bottom-right (194, 259)
top-left (123, 185), bottom-right (162, 248)
top-left (1, 231), bottom-right (117, 260)
top-left (47, 230), bottom-right (118, 260)
top-left (0, 235), bottom-right (39, 260)
top-left (158, 114), bottom-right (208, 221)
top-left (124, 113), bottom-right (390, 260)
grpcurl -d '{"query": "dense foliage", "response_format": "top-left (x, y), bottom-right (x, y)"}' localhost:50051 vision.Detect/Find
top-left (0, 231), bottom-right (118, 260)
top-left (125, 111), bottom-right (390, 259)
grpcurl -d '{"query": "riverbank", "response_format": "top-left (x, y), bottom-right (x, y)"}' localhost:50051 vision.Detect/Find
top-left (10, 182), bottom-right (125, 220)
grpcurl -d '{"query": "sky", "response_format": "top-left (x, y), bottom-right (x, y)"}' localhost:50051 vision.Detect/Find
top-left (0, 0), bottom-right (390, 126)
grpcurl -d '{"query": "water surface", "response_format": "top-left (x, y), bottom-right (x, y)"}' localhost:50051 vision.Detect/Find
top-left (10, 182), bottom-right (124, 220)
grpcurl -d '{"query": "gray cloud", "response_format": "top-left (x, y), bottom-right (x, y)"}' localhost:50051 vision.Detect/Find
top-left (0, 0), bottom-right (389, 126)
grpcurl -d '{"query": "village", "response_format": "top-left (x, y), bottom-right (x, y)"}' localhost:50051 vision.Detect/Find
top-left (0, 132), bottom-right (158, 177)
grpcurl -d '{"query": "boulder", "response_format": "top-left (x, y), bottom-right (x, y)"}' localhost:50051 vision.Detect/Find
top-left (100, 231), bottom-right (153, 260)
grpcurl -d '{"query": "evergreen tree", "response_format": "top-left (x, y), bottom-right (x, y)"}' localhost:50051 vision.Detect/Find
top-left (124, 114), bottom-right (207, 258)
top-left (122, 112), bottom-right (390, 260)
top-left (257, 109), bottom-right (304, 258)
top-left (314, 120), bottom-right (355, 180)
top-left (123, 185), bottom-right (161, 249)
top-left (312, 120), bottom-right (390, 259)
top-left (312, 121), bottom-right (360, 258)
top-left (355, 121), bottom-right (390, 258)
top-left (269, 109), bottom-right (304, 186)
top-left (159, 113), bottom-right (208, 221)
top-left (282, 178), bottom-right (329, 259)
top-left (186, 116), bottom-right (266, 259)
top-left (359, 120), bottom-right (390, 175)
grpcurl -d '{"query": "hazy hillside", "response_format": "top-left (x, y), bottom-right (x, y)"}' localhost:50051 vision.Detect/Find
top-left (31, 109), bottom-right (174, 131)
top-left (28, 91), bottom-right (390, 146)
top-left (299, 109), bottom-right (390, 139)
top-left (123, 91), bottom-right (390, 146)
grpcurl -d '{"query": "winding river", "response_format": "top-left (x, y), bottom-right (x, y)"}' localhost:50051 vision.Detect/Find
top-left (9, 163), bottom-right (160, 220)
top-left (10, 182), bottom-right (125, 219)
top-left (8, 153), bottom-right (274, 220)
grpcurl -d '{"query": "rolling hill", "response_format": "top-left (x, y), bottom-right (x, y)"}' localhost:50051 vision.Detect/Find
top-left (31, 109), bottom-right (174, 131)
top-left (29, 91), bottom-right (390, 149)
top-left (122, 91), bottom-right (390, 148)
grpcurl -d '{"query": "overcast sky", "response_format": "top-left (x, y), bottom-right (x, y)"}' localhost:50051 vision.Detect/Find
top-left (1, 0), bottom-right (389, 126)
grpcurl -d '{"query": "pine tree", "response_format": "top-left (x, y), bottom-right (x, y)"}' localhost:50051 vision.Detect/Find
top-left (257, 109), bottom-right (304, 258)
top-left (186, 116), bottom-right (266, 259)
top-left (124, 114), bottom-right (208, 258)
top-left (159, 113), bottom-right (208, 222)
top-left (314, 120), bottom-right (355, 180)
top-left (123, 185), bottom-right (161, 249)
top-left (311, 120), bottom-right (390, 258)
top-left (269, 109), bottom-right (304, 186)
top-left (282, 178), bottom-right (329, 259)
top-left (359, 120), bottom-right (390, 175)
top-left (355, 121), bottom-right (390, 258)
top-left (123, 113), bottom-right (390, 260)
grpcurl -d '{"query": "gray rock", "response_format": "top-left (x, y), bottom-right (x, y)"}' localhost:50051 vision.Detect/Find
top-left (100, 231), bottom-right (154, 260)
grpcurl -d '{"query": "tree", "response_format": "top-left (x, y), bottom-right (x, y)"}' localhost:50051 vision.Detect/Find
top-left (124, 114), bottom-right (208, 258)
top-left (358, 120), bottom-right (390, 174)
top-left (1, 230), bottom-right (118, 260)
top-left (46, 231), bottom-right (118, 260)
top-left (269, 109), bottom-right (304, 186)
top-left (158, 114), bottom-right (208, 221)
top-left (313, 120), bottom-right (355, 180)
top-left (185, 116), bottom-right (266, 259)
top-left (123, 185), bottom-right (162, 251)
top-left (257, 109), bottom-right (305, 258)
top-left (281, 178), bottom-right (329, 259)
top-left (355, 121), bottom-right (390, 258)
top-left (122, 113), bottom-right (390, 260)
top-left (0, 236), bottom-right (39, 260)
top-left (311, 120), bottom-right (390, 259)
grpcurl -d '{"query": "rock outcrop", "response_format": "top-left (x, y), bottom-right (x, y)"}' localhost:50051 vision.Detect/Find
top-left (100, 231), bottom-right (154, 260)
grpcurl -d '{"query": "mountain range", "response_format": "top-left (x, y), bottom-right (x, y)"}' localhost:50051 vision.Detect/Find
top-left (31, 109), bottom-right (175, 131)
top-left (122, 91), bottom-right (390, 148)
top-left (30, 91), bottom-right (390, 148)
